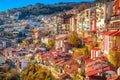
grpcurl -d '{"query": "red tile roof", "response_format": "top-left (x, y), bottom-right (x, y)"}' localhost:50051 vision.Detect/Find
top-left (86, 58), bottom-right (93, 63)
top-left (86, 56), bottom-right (117, 77)
top-left (87, 66), bottom-right (117, 76)
top-left (54, 58), bottom-right (64, 63)
top-left (62, 59), bottom-right (74, 65)
top-left (71, 64), bottom-right (78, 71)
top-left (86, 56), bottom-right (108, 67)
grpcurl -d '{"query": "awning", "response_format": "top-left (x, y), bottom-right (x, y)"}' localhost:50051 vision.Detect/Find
top-left (111, 31), bottom-right (120, 36)
top-left (88, 30), bottom-right (96, 33)
top-left (86, 40), bottom-right (93, 43)
top-left (111, 46), bottom-right (118, 51)
top-left (83, 37), bottom-right (88, 40)
top-left (103, 30), bottom-right (118, 35)
top-left (91, 47), bottom-right (100, 51)
top-left (81, 37), bottom-right (93, 43)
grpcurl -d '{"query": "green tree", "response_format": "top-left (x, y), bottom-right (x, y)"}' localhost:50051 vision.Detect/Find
top-left (68, 32), bottom-right (80, 47)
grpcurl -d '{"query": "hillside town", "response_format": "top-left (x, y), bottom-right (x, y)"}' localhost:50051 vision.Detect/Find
top-left (0, 0), bottom-right (120, 80)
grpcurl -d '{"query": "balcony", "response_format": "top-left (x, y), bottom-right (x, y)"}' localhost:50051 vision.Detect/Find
top-left (106, 25), bottom-right (120, 30)
top-left (110, 15), bottom-right (120, 23)
top-left (106, 19), bottom-right (120, 29)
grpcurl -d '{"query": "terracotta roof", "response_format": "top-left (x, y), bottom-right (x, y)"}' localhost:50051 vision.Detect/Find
top-left (62, 59), bottom-right (74, 65)
top-left (56, 61), bottom-right (65, 66)
top-left (54, 58), bottom-right (64, 63)
top-left (87, 66), bottom-right (117, 77)
top-left (49, 54), bottom-right (55, 58)
top-left (86, 58), bottom-right (93, 63)
top-left (86, 56), bottom-right (108, 67)
top-left (71, 64), bottom-right (78, 71)
top-left (86, 56), bottom-right (117, 77)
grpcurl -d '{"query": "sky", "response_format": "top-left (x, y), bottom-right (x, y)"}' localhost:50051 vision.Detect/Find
top-left (0, 0), bottom-right (94, 12)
